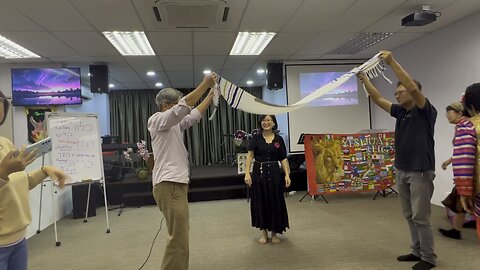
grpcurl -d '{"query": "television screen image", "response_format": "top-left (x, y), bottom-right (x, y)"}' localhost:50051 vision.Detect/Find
top-left (299, 71), bottom-right (358, 106)
top-left (11, 68), bottom-right (82, 106)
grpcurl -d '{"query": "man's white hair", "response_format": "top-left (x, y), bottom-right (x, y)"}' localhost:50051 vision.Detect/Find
top-left (155, 88), bottom-right (183, 108)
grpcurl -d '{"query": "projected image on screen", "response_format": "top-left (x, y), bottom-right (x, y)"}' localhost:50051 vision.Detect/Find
top-left (12, 68), bottom-right (82, 106)
top-left (300, 72), bottom-right (358, 106)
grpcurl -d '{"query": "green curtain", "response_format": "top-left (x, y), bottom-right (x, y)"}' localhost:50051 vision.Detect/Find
top-left (109, 87), bottom-right (261, 165)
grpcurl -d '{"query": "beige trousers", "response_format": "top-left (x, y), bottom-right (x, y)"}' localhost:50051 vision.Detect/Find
top-left (153, 181), bottom-right (189, 270)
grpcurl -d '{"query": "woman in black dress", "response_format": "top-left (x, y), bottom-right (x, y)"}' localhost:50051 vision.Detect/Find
top-left (244, 115), bottom-right (291, 244)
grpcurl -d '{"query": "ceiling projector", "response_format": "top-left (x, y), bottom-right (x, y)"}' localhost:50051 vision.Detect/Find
top-left (401, 6), bottom-right (438, 26)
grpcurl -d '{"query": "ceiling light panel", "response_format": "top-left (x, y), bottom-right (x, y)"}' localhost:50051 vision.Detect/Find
top-left (230, 32), bottom-right (276, 55)
top-left (103, 31), bottom-right (155, 56)
top-left (0, 34), bottom-right (41, 58)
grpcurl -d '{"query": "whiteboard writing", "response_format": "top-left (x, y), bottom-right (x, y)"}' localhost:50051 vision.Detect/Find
top-left (46, 113), bottom-right (103, 184)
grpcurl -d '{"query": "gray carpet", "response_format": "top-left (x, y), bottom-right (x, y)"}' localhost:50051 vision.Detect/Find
top-left (27, 192), bottom-right (480, 270)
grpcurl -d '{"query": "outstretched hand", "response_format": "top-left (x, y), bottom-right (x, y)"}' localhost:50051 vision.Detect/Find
top-left (203, 72), bottom-right (218, 88)
top-left (356, 72), bottom-right (369, 83)
top-left (42, 166), bottom-right (69, 188)
top-left (0, 147), bottom-right (37, 179)
top-left (379, 50), bottom-right (394, 65)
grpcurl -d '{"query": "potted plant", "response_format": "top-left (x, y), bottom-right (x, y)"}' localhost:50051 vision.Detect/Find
top-left (123, 140), bottom-right (151, 180)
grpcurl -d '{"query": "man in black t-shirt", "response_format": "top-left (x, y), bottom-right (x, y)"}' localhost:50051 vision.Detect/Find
top-left (357, 51), bottom-right (437, 270)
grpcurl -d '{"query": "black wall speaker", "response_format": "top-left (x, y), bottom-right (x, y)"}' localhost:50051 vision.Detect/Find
top-left (267, 62), bottom-right (283, 90)
top-left (89, 65), bottom-right (109, 93)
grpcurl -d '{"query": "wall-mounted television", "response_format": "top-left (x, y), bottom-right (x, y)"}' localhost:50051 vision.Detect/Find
top-left (11, 68), bottom-right (82, 106)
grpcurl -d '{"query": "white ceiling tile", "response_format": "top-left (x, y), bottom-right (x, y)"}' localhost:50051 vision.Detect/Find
top-left (149, 32), bottom-right (192, 55)
top-left (49, 57), bottom-right (93, 63)
top-left (287, 55), bottom-right (321, 61)
top-left (241, 70), bottom-right (265, 87)
top-left (255, 54), bottom-right (289, 63)
top-left (166, 71), bottom-right (193, 82)
top-left (328, 0), bottom-right (403, 32)
top-left (220, 70), bottom-right (248, 82)
top-left (7, 0), bottom-right (94, 31)
top-left (193, 32), bottom-right (236, 55)
top-left (171, 81), bottom-right (195, 89)
top-left (160, 56), bottom-right (193, 71)
top-left (283, 0), bottom-right (356, 32)
top-left (240, 0), bottom-right (303, 32)
top-left (262, 32), bottom-right (316, 56)
top-left (110, 71), bottom-right (144, 83)
top-left (0, 1), bottom-right (43, 31)
top-left (143, 71), bottom-right (167, 85)
top-left (1, 32), bottom-right (78, 58)
top-left (223, 56), bottom-right (258, 70)
top-left (194, 55), bottom-right (226, 73)
top-left (141, 71), bottom-right (167, 86)
top-left (70, 0), bottom-right (143, 31)
top-left (125, 56), bottom-right (164, 73)
top-left (295, 32), bottom-right (354, 55)
top-left (54, 32), bottom-right (119, 56)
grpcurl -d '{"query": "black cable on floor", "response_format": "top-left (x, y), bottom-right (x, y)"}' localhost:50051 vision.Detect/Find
top-left (138, 216), bottom-right (165, 270)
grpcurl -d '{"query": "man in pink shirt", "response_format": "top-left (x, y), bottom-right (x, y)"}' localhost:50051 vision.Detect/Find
top-left (148, 73), bottom-right (216, 270)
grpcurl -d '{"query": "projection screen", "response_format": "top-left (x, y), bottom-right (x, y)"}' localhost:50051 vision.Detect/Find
top-left (285, 63), bottom-right (372, 152)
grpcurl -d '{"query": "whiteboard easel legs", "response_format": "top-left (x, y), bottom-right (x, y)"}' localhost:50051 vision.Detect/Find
top-left (83, 183), bottom-right (92, 223)
top-left (50, 181), bottom-right (61, 246)
top-left (81, 180), bottom-right (110, 233)
top-left (36, 155), bottom-right (45, 234)
top-left (102, 179), bottom-right (111, 233)
top-left (36, 182), bottom-right (43, 234)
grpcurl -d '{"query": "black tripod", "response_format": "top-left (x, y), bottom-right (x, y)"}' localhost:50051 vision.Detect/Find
top-left (373, 187), bottom-right (398, 200)
top-left (299, 192), bottom-right (329, 203)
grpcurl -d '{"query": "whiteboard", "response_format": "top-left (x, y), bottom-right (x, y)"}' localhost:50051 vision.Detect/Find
top-left (46, 112), bottom-right (104, 184)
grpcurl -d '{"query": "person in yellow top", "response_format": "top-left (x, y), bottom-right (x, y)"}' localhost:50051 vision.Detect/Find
top-left (0, 90), bottom-right (68, 270)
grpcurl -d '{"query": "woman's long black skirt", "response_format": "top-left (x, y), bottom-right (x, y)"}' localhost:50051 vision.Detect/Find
top-left (250, 162), bottom-right (289, 233)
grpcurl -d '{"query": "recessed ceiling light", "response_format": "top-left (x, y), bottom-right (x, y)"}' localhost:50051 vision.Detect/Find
top-left (87, 72), bottom-right (92, 77)
top-left (0, 34), bottom-right (41, 58)
top-left (257, 69), bottom-right (265, 74)
top-left (203, 69), bottom-right (211, 75)
top-left (147, 71), bottom-right (156, 76)
top-left (230, 32), bottom-right (276, 55)
top-left (102, 31), bottom-right (155, 56)
top-left (155, 82), bottom-right (163, 87)
top-left (246, 80), bottom-right (253, 85)
top-left (109, 84), bottom-right (115, 88)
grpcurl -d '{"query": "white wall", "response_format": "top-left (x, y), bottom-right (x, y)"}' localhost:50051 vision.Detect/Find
top-left (0, 63), bottom-right (110, 238)
top-left (371, 12), bottom-right (480, 206)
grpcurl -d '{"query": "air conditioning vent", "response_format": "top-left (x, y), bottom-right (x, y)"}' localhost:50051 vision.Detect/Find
top-left (152, 0), bottom-right (229, 28)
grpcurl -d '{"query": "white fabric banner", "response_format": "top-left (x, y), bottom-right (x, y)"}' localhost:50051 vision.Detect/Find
top-left (214, 53), bottom-right (390, 115)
